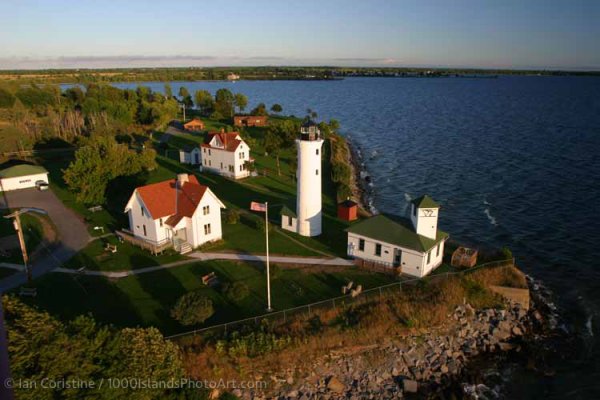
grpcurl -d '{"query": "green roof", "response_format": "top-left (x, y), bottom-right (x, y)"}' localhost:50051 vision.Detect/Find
top-left (279, 206), bottom-right (296, 218)
top-left (411, 195), bottom-right (440, 209)
top-left (0, 165), bottom-right (48, 179)
top-left (346, 214), bottom-right (448, 252)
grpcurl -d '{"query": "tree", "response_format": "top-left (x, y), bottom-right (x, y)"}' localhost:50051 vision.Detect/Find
top-left (214, 88), bottom-right (234, 118)
top-left (178, 86), bottom-right (193, 109)
top-left (270, 103), bottom-right (282, 114)
top-left (170, 292), bottom-right (214, 326)
top-left (264, 126), bottom-right (284, 175)
top-left (224, 282), bottom-right (250, 302)
top-left (164, 83), bottom-right (173, 98)
top-left (250, 102), bottom-right (268, 116)
top-left (3, 295), bottom-right (186, 400)
top-left (63, 136), bottom-right (157, 205)
top-left (234, 93), bottom-right (248, 113)
top-left (178, 86), bottom-right (190, 99)
top-left (194, 90), bottom-right (214, 115)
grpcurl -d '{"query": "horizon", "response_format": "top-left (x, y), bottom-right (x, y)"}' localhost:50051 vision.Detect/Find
top-left (1, 0), bottom-right (599, 71)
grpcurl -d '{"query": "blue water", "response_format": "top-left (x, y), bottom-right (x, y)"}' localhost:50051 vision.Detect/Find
top-left (87, 77), bottom-right (600, 397)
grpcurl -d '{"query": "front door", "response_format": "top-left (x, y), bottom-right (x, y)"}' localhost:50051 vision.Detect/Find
top-left (393, 249), bottom-right (402, 267)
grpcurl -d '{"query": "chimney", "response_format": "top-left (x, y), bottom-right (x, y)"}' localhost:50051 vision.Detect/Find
top-left (177, 173), bottom-right (189, 186)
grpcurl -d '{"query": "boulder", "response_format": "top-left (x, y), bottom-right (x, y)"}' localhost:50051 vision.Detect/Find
top-left (327, 376), bottom-right (345, 393)
top-left (403, 379), bottom-right (418, 393)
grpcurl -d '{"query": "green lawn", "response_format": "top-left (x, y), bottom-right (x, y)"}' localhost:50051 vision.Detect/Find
top-left (36, 116), bottom-right (349, 259)
top-left (63, 235), bottom-right (184, 272)
top-left (21, 260), bottom-right (396, 335)
top-left (0, 211), bottom-right (45, 265)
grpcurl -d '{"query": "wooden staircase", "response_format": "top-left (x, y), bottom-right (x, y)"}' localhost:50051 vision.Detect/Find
top-left (174, 239), bottom-right (193, 255)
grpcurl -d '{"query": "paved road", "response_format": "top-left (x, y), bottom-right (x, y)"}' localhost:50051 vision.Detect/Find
top-left (2, 251), bottom-right (354, 280)
top-left (0, 188), bottom-right (91, 291)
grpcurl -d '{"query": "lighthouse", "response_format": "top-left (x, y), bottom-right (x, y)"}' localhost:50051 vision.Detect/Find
top-left (295, 119), bottom-right (324, 236)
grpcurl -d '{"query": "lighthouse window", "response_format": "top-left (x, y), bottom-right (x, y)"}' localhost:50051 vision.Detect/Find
top-left (436, 243), bottom-right (440, 257)
top-left (316, 169), bottom-right (319, 175)
top-left (427, 251), bottom-right (431, 264)
top-left (288, 216), bottom-right (293, 226)
top-left (358, 239), bottom-right (365, 251)
top-left (316, 149), bottom-right (319, 155)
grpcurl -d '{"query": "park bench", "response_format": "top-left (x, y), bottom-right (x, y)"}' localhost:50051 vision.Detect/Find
top-left (19, 287), bottom-right (37, 297)
top-left (201, 272), bottom-right (219, 287)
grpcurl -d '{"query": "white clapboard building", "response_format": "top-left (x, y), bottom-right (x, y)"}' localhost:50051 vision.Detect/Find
top-left (124, 173), bottom-right (225, 253)
top-left (346, 195), bottom-right (449, 277)
top-left (200, 130), bottom-right (251, 179)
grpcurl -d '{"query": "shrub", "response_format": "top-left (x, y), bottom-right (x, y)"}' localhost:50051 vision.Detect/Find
top-left (224, 209), bottom-right (240, 224)
top-left (224, 281), bottom-right (250, 302)
top-left (170, 292), bottom-right (214, 326)
top-left (501, 247), bottom-right (513, 261)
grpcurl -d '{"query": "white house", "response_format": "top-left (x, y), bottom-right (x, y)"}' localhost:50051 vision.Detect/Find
top-left (346, 195), bottom-right (449, 278)
top-left (200, 130), bottom-right (251, 179)
top-left (0, 165), bottom-right (49, 192)
top-left (281, 119), bottom-right (324, 237)
top-left (124, 173), bottom-right (225, 253)
top-left (179, 145), bottom-right (202, 165)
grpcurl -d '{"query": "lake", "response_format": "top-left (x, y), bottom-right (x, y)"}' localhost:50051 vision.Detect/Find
top-left (94, 76), bottom-right (600, 397)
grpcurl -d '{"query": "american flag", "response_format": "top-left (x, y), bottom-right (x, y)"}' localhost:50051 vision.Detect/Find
top-left (250, 201), bottom-right (267, 212)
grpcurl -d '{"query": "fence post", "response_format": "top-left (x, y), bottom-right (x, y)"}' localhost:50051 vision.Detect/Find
top-left (332, 298), bottom-right (336, 311)
top-left (379, 287), bottom-right (383, 302)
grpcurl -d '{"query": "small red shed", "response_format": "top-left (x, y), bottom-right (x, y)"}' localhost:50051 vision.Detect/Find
top-left (338, 199), bottom-right (358, 221)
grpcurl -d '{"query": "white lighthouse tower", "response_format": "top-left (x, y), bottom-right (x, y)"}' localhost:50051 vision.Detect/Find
top-left (295, 119), bottom-right (324, 236)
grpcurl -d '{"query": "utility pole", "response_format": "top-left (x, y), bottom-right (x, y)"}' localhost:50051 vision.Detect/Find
top-left (265, 202), bottom-right (271, 312)
top-left (4, 208), bottom-right (47, 285)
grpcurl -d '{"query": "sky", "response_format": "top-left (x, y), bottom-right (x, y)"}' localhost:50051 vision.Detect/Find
top-left (0, 0), bottom-right (599, 70)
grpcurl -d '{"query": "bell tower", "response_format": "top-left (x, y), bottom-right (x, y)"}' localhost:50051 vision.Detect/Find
top-left (410, 195), bottom-right (440, 240)
top-left (296, 119), bottom-right (324, 236)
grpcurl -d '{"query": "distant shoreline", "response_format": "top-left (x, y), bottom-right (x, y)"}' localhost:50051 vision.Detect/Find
top-left (2, 66), bottom-right (599, 85)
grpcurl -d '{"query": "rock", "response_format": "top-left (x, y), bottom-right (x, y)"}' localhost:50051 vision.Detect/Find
top-left (327, 376), bottom-right (345, 393)
top-left (512, 326), bottom-right (523, 336)
top-left (286, 390), bottom-right (299, 398)
top-left (209, 389), bottom-right (221, 399)
top-left (403, 379), bottom-right (418, 393)
top-left (498, 342), bottom-right (516, 351)
top-left (391, 367), bottom-right (400, 377)
top-left (440, 364), bottom-right (449, 374)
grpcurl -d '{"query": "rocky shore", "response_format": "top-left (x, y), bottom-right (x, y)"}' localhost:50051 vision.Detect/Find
top-left (345, 138), bottom-right (375, 215)
top-left (230, 275), bottom-right (563, 400)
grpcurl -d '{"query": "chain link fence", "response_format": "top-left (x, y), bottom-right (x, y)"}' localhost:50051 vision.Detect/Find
top-left (166, 258), bottom-right (515, 341)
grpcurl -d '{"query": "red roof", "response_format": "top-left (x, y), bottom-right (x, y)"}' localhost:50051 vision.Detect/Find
top-left (136, 175), bottom-right (208, 222)
top-left (202, 131), bottom-right (243, 152)
top-left (184, 119), bottom-right (204, 127)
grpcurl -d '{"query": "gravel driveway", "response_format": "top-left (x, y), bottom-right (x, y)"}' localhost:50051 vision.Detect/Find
top-left (0, 188), bottom-right (91, 291)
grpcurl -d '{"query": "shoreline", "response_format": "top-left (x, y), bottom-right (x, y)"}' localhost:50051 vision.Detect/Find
top-left (345, 136), bottom-right (375, 215)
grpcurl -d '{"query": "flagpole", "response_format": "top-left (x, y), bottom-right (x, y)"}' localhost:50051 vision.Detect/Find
top-left (265, 201), bottom-right (272, 312)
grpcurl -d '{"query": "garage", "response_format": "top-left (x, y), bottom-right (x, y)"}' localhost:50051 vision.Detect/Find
top-left (0, 165), bottom-right (49, 192)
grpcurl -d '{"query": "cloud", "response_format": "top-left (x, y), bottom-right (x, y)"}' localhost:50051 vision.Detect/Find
top-left (0, 54), bottom-right (405, 70)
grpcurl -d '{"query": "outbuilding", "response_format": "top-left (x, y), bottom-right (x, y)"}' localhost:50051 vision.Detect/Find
top-left (338, 199), bottom-right (358, 221)
top-left (0, 165), bottom-right (49, 192)
top-left (183, 118), bottom-right (205, 132)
